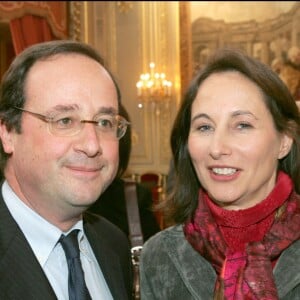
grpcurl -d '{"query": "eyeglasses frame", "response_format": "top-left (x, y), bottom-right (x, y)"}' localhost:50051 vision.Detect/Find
top-left (12, 106), bottom-right (130, 139)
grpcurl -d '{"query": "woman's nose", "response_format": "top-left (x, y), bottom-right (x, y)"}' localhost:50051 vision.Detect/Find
top-left (209, 130), bottom-right (232, 159)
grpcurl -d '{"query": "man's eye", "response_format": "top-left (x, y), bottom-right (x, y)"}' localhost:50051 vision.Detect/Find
top-left (54, 116), bottom-right (76, 128)
top-left (98, 118), bottom-right (114, 129)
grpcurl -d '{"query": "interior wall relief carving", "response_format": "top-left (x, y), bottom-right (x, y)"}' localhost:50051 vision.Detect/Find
top-left (180, 2), bottom-right (300, 93)
top-left (191, 2), bottom-right (300, 72)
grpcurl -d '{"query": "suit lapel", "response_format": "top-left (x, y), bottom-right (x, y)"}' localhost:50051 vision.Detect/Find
top-left (84, 215), bottom-right (129, 300)
top-left (0, 194), bottom-right (57, 299)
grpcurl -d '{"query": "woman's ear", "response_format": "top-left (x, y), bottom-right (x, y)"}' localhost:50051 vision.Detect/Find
top-left (278, 133), bottom-right (293, 159)
top-left (0, 121), bottom-right (14, 154)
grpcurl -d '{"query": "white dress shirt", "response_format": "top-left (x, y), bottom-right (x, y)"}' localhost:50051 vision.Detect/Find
top-left (2, 180), bottom-right (113, 300)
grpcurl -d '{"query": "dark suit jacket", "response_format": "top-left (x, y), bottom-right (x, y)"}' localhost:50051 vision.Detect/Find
top-left (88, 178), bottom-right (161, 242)
top-left (0, 192), bottom-right (133, 300)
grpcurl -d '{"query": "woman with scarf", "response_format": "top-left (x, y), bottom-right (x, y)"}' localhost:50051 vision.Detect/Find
top-left (140, 48), bottom-right (300, 299)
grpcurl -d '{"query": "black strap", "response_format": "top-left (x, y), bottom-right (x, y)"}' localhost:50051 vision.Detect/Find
top-left (124, 180), bottom-right (144, 247)
top-left (124, 180), bottom-right (143, 299)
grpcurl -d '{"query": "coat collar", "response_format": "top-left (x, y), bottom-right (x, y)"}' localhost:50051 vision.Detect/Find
top-left (163, 225), bottom-right (300, 299)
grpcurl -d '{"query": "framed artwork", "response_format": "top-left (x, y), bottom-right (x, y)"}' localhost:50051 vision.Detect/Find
top-left (179, 1), bottom-right (300, 94)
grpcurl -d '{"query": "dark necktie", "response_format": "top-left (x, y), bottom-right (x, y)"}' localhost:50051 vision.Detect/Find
top-left (59, 229), bottom-right (92, 300)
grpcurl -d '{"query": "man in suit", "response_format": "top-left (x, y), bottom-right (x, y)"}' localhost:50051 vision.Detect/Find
top-left (0, 40), bottom-right (132, 299)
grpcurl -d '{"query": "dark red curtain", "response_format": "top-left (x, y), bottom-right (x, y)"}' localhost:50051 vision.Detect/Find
top-left (0, 2), bottom-right (68, 54)
top-left (10, 14), bottom-right (55, 55)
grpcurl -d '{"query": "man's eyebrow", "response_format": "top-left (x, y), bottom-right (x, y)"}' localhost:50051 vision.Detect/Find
top-left (97, 107), bottom-right (118, 115)
top-left (44, 104), bottom-right (79, 114)
top-left (45, 105), bottom-right (118, 115)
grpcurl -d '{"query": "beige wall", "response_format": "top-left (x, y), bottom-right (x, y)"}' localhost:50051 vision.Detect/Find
top-left (74, 1), bottom-right (180, 176)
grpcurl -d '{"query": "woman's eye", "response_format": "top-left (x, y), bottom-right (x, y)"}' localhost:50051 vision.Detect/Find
top-left (198, 124), bottom-right (213, 132)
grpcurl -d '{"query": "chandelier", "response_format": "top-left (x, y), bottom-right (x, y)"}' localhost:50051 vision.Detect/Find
top-left (136, 62), bottom-right (172, 108)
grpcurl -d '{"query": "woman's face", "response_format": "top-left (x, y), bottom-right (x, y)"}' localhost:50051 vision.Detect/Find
top-left (188, 71), bottom-right (292, 210)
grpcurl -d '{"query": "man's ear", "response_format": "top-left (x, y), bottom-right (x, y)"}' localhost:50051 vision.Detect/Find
top-left (278, 134), bottom-right (293, 159)
top-left (0, 121), bottom-right (14, 154)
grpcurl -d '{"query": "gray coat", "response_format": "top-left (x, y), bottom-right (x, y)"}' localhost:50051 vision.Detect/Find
top-left (140, 225), bottom-right (300, 300)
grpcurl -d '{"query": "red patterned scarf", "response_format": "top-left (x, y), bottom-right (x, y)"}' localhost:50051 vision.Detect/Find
top-left (184, 171), bottom-right (300, 299)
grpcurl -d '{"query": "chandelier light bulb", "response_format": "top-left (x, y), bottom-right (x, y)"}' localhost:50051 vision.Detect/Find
top-left (136, 62), bottom-right (172, 103)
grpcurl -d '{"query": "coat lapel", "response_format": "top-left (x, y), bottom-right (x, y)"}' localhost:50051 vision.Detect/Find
top-left (274, 239), bottom-right (300, 298)
top-left (164, 225), bottom-right (216, 299)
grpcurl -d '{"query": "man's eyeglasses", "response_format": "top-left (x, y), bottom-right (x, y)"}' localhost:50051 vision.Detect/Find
top-left (13, 106), bottom-right (130, 140)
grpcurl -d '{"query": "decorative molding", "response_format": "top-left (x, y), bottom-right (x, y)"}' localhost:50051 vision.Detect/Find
top-left (179, 2), bottom-right (193, 97)
top-left (117, 1), bottom-right (133, 13)
top-left (69, 2), bottom-right (82, 41)
top-left (157, 2), bottom-right (172, 164)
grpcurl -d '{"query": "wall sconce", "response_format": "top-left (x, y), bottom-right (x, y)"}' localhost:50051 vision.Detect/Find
top-left (136, 62), bottom-right (172, 115)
